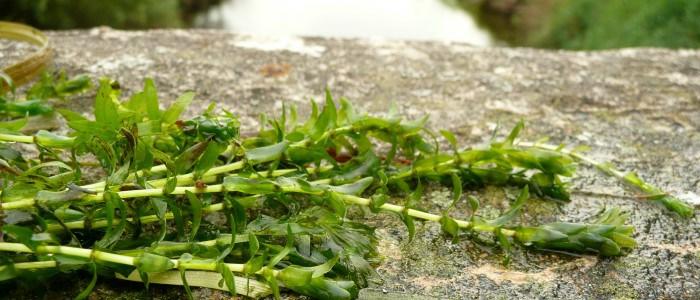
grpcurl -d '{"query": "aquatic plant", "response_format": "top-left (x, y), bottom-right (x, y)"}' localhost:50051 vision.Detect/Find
top-left (0, 77), bottom-right (689, 299)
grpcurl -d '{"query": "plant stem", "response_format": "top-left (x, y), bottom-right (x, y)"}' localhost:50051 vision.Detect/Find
top-left (518, 141), bottom-right (694, 217)
top-left (0, 132), bottom-right (34, 143)
top-left (0, 242), bottom-right (280, 276)
top-left (41, 182), bottom-right (512, 238)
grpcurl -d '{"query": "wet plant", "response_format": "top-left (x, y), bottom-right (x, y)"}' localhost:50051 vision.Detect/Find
top-left (0, 77), bottom-right (691, 299)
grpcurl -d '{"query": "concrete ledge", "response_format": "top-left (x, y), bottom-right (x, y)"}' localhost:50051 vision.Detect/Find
top-left (21, 29), bottom-right (700, 299)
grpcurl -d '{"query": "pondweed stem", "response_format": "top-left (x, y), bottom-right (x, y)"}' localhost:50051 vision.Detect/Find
top-left (0, 242), bottom-right (276, 276)
top-left (518, 142), bottom-right (694, 217)
top-left (40, 181), bottom-right (511, 237)
top-left (0, 132), bottom-right (34, 143)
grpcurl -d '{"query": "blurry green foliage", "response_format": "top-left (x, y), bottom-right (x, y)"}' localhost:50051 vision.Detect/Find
top-left (534, 0), bottom-right (700, 49)
top-left (459, 0), bottom-right (700, 49)
top-left (0, 0), bottom-right (222, 29)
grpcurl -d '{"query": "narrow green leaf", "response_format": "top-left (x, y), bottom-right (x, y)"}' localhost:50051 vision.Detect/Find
top-left (194, 141), bottom-right (226, 178)
top-left (504, 120), bottom-right (524, 146)
top-left (162, 92), bottom-right (194, 125)
top-left (94, 79), bottom-right (119, 130)
top-left (148, 198), bottom-right (168, 242)
top-left (449, 173), bottom-right (462, 209)
top-left (248, 233), bottom-right (260, 258)
top-left (245, 141), bottom-right (289, 164)
top-left (489, 186), bottom-right (529, 226)
top-left (179, 267), bottom-right (193, 300)
top-left (267, 225), bottom-right (294, 268)
top-left (163, 176), bottom-right (177, 195)
top-left (95, 191), bottom-right (127, 249)
top-left (467, 195), bottom-right (480, 216)
top-left (495, 228), bottom-right (512, 265)
top-left (75, 262), bottom-right (97, 300)
top-left (401, 211), bottom-right (416, 242)
top-left (217, 262), bottom-right (236, 295)
top-left (327, 177), bottom-right (374, 195)
top-left (2, 225), bottom-right (38, 250)
top-left (143, 78), bottom-right (160, 120)
top-left (174, 141), bottom-right (210, 174)
top-left (185, 191), bottom-right (202, 241)
top-left (107, 161), bottom-right (131, 187)
top-left (440, 130), bottom-right (458, 149)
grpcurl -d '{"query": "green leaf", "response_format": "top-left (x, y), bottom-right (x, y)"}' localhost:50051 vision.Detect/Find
top-left (2, 224), bottom-right (38, 250)
top-left (186, 191), bottom-right (202, 241)
top-left (326, 192), bottom-right (347, 218)
top-left (94, 79), bottom-right (120, 130)
top-left (244, 255), bottom-right (264, 275)
top-left (309, 256), bottom-right (338, 278)
top-left (163, 176), bottom-right (177, 195)
top-left (164, 198), bottom-right (185, 241)
top-left (174, 141), bottom-right (210, 174)
top-left (0, 264), bottom-right (17, 282)
top-left (467, 195), bottom-right (480, 216)
top-left (263, 267), bottom-right (281, 300)
top-left (53, 254), bottom-right (89, 272)
top-left (440, 214), bottom-right (460, 240)
top-left (401, 211), bottom-right (416, 242)
top-left (216, 262), bottom-right (236, 295)
top-left (440, 130), bottom-right (458, 150)
top-left (278, 266), bottom-right (313, 288)
top-left (142, 78), bottom-right (160, 120)
top-left (194, 141), bottom-right (226, 179)
top-left (107, 161), bottom-right (131, 187)
top-left (248, 233), bottom-right (260, 258)
top-left (150, 198), bottom-right (168, 242)
top-left (223, 177), bottom-right (278, 195)
top-left (162, 92), bottom-right (194, 125)
top-left (449, 173), bottom-right (462, 209)
top-left (35, 188), bottom-right (88, 206)
top-left (369, 194), bottom-right (388, 213)
top-left (95, 191), bottom-right (127, 249)
top-left (267, 225), bottom-right (294, 268)
top-left (489, 186), bottom-right (529, 226)
top-left (245, 141), bottom-right (289, 164)
top-left (327, 177), bottom-right (374, 195)
top-left (75, 262), bottom-right (97, 300)
top-left (309, 90), bottom-right (337, 139)
top-left (284, 277), bottom-right (355, 300)
top-left (179, 267), bottom-right (193, 300)
top-left (504, 120), bottom-right (524, 146)
top-left (135, 252), bottom-right (175, 273)
top-left (34, 130), bottom-right (75, 148)
top-left (495, 228), bottom-right (512, 265)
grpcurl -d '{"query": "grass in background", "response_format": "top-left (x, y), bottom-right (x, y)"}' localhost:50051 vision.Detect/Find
top-left (0, 0), bottom-right (223, 29)
top-left (534, 0), bottom-right (700, 49)
top-left (459, 0), bottom-right (700, 49)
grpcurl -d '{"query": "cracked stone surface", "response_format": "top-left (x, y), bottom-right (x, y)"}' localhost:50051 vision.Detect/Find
top-left (2, 28), bottom-right (700, 299)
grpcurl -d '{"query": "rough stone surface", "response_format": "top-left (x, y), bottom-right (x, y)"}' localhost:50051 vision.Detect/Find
top-left (3, 28), bottom-right (700, 299)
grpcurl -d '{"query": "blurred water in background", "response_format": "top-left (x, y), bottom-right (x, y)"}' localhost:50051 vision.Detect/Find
top-left (195, 0), bottom-right (494, 46)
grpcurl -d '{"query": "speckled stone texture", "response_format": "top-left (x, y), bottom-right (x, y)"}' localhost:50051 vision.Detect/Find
top-left (7, 28), bottom-right (700, 299)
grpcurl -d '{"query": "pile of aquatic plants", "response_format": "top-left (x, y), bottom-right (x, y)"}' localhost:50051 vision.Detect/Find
top-left (0, 75), bottom-right (693, 299)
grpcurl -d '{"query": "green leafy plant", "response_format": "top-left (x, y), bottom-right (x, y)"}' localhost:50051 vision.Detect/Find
top-left (0, 71), bottom-right (90, 131)
top-left (0, 76), bottom-right (691, 299)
